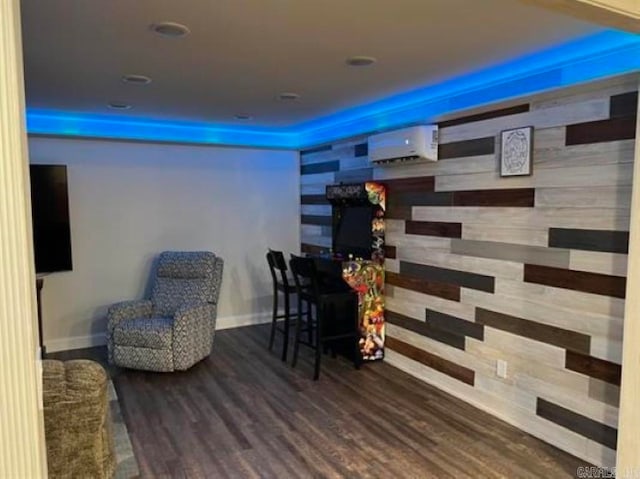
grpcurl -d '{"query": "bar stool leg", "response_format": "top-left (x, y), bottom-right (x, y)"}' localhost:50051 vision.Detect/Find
top-left (292, 295), bottom-right (303, 368)
top-left (268, 285), bottom-right (278, 351)
top-left (313, 302), bottom-right (323, 381)
top-left (282, 291), bottom-right (290, 362)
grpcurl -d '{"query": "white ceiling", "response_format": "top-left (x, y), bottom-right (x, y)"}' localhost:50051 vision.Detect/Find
top-left (20, 0), bottom-right (601, 127)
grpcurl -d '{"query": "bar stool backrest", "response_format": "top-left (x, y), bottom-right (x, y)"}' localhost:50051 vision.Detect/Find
top-left (267, 249), bottom-right (290, 289)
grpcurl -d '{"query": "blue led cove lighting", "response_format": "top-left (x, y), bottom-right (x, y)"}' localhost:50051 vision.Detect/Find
top-left (27, 29), bottom-right (640, 149)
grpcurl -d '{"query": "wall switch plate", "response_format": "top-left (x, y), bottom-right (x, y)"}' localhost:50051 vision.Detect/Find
top-left (496, 359), bottom-right (508, 379)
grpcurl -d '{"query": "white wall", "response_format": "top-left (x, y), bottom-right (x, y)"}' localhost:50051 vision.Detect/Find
top-left (28, 137), bottom-right (300, 351)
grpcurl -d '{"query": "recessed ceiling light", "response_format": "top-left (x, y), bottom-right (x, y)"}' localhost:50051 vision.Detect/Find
top-left (107, 102), bottom-right (132, 110)
top-left (277, 92), bottom-right (301, 101)
top-left (121, 74), bottom-right (152, 85)
top-left (346, 56), bottom-right (377, 67)
top-left (150, 22), bottom-right (190, 38)
top-left (234, 114), bottom-right (253, 120)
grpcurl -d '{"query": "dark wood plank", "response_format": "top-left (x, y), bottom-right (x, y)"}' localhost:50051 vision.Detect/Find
top-left (439, 104), bottom-right (530, 128)
top-left (384, 245), bottom-right (397, 259)
top-left (566, 350), bottom-right (622, 386)
top-left (400, 261), bottom-right (495, 293)
top-left (386, 336), bottom-right (475, 385)
top-left (300, 144), bottom-right (332, 156)
top-left (426, 309), bottom-right (484, 341)
top-left (475, 307), bottom-right (590, 354)
top-left (387, 191), bottom-right (453, 207)
top-left (524, 264), bottom-right (626, 299)
top-left (52, 325), bottom-right (591, 478)
top-left (301, 243), bottom-right (327, 255)
top-left (565, 116), bottom-right (637, 145)
top-left (406, 220), bottom-right (462, 238)
top-left (301, 215), bottom-right (332, 227)
top-left (438, 137), bottom-right (495, 159)
top-left (381, 176), bottom-right (435, 194)
top-left (354, 142), bottom-right (368, 157)
top-left (386, 204), bottom-right (413, 220)
top-left (548, 228), bottom-right (629, 254)
top-left (386, 309), bottom-right (466, 350)
top-left (386, 271), bottom-right (461, 301)
top-left (300, 194), bottom-right (329, 205)
top-left (453, 188), bottom-right (535, 207)
top-left (300, 160), bottom-right (340, 175)
top-left (610, 91), bottom-right (638, 119)
top-left (537, 398), bottom-right (618, 449)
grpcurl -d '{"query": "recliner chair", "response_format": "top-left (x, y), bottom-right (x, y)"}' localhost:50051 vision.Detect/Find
top-left (107, 251), bottom-right (223, 372)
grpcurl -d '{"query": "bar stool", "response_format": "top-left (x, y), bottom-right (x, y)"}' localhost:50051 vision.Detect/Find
top-left (289, 255), bottom-right (362, 380)
top-left (266, 250), bottom-right (298, 361)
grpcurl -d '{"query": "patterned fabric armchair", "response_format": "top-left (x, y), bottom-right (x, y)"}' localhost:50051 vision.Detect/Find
top-left (107, 251), bottom-right (223, 372)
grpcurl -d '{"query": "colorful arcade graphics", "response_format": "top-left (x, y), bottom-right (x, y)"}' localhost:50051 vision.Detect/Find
top-left (342, 259), bottom-right (385, 361)
top-left (326, 180), bottom-right (386, 360)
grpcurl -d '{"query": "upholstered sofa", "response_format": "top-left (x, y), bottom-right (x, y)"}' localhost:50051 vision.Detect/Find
top-left (107, 251), bottom-right (223, 372)
top-left (42, 359), bottom-right (115, 479)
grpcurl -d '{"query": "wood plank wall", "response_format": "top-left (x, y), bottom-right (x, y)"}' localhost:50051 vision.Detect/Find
top-left (299, 75), bottom-right (639, 467)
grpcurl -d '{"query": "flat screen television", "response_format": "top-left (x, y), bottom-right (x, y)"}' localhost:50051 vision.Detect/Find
top-left (333, 206), bottom-right (372, 258)
top-left (29, 165), bottom-right (73, 273)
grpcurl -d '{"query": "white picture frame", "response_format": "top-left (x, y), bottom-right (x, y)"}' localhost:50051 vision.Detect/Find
top-left (500, 126), bottom-right (533, 177)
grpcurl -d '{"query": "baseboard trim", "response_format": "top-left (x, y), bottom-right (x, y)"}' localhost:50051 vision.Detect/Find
top-left (45, 312), bottom-right (274, 353)
top-left (216, 312), bottom-right (273, 330)
top-left (45, 333), bottom-right (106, 353)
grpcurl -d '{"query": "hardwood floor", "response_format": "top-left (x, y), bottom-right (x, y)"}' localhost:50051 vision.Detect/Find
top-left (47, 324), bottom-right (590, 478)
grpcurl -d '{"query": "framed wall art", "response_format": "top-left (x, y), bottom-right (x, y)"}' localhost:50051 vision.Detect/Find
top-left (500, 126), bottom-right (533, 177)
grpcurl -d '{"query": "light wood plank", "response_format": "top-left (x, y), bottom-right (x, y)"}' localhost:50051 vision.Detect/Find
top-left (494, 278), bottom-right (626, 319)
top-left (413, 206), bottom-right (631, 231)
top-left (301, 183), bottom-right (329, 195)
top-left (300, 204), bottom-right (332, 216)
top-left (462, 224), bottom-right (548, 247)
top-left (461, 287), bottom-right (624, 339)
top-left (300, 149), bottom-right (341, 165)
top-left (386, 284), bottom-right (475, 321)
top-left (439, 98), bottom-right (609, 144)
top-left (386, 322), bottom-right (495, 377)
top-left (300, 172), bottom-right (335, 186)
top-left (570, 250), bottom-right (629, 276)
top-left (386, 234), bottom-right (452, 251)
top-left (530, 74), bottom-right (638, 110)
top-left (301, 224), bottom-right (325, 237)
top-left (340, 155), bottom-right (370, 171)
top-left (385, 219), bottom-right (406, 235)
top-left (521, 375), bottom-right (619, 428)
top-left (475, 374), bottom-right (538, 412)
top-left (384, 258), bottom-right (400, 273)
top-left (395, 247), bottom-right (523, 281)
top-left (591, 337), bottom-right (624, 364)
top-left (386, 350), bottom-right (594, 465)
top-left (466, 339), bottom-right (591, 397)
top-left (451, 239), bottom-right (571, 269)
top-left (536, 186), bottom-right (633, 209)
top-left (435, 163), bottom-right (634, 192)
top-left (300, 234), bottom-right (331, 248)
top-left (534, 140), bottom-right (635, 170)
top-left (373, 155), bottom-right (496, 181)
top-left (482, 328), bottom-right (566, 368)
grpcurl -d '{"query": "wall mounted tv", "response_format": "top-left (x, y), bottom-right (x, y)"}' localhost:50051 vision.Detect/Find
top-left (29, 165), bottom-right (73, 274)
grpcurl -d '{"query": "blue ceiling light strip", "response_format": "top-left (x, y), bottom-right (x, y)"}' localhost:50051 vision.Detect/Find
top-left (296, 29), bottom-right (640, 147)
top-left (27, 110), bottom-right (298, 149)
top-left (26, 30), bottom-right (640, 149)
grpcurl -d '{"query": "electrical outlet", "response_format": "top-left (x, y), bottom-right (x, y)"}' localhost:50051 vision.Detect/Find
top-left (496, 359), bottom-right (508, 379)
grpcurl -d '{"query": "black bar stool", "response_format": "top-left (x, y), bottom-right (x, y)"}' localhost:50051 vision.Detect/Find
top-left (266, 250), bottom-right (298, 361)
top-left (289, 255), bottom-right (362, 380)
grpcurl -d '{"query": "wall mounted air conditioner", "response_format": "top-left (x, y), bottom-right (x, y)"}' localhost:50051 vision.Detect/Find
top-left (368, 125), bottom-right (438, 165)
